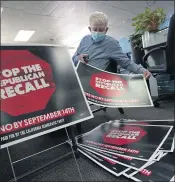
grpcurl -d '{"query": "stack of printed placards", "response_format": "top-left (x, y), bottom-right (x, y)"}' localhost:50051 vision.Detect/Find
top-left (68, 119), bottom-right (174, 181)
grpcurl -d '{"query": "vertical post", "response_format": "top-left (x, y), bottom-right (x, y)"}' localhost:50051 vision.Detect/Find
top-left (66, 126), bottom-right (79, 158)
top-left (69, 126), bottom-right (78, 153)
top-left (65, 126), bottom-right (83, 181)
top-left (7, 147), bottom-right (17, 182)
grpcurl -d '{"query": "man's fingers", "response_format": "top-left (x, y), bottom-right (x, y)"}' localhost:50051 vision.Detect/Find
top-left (144, 74), bottom-right (149, 79)
top-left (82, 54), bottom-right (88, 57)
top-left (78, 54), bottom-right (88, 61)
top-left (144, 72), bottom-right (151, 79)
top-left (79, 54), bottom-right (88, 59)
top-left (80, 59), bottom-right (87, 64)
top-left (79, 54), bottom-right (88, 64)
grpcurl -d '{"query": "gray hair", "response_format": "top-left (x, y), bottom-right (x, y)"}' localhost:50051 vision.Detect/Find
top-left (89, 12), bottom-right (108, 26)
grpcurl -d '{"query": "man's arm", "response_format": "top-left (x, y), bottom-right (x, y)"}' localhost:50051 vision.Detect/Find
top-left (72, 37), bottom-right (86, 66)
top-left (110, 39), bottom-right (146, 74)
top-left (72, 45), bottom-right (81, 66)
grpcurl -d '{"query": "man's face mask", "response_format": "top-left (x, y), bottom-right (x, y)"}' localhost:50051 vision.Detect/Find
top-left (89, 23), bottom-right (108, 42)
top-left (91, 31), bottom-right (106, 42)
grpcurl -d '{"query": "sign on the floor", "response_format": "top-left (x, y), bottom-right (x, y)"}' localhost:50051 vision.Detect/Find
top-left (0, 45), bottom-right (93, 148)
top-left (71, 119), bottom-right (174, 182)
top-left (78, 147), bottom-right (129, 177)
top-left (77, 121), bottom-right (173, 161)
top-left (128, 152), bottom-right (174, 181)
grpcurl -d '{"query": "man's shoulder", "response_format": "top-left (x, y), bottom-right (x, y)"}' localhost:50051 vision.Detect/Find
top-left (82, 34), bottom-right (92, 41)
top-left (105, 35), bottom-right (119, 44)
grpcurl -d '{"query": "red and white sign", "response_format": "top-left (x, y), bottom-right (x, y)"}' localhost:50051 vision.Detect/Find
top-left (90, 72), bottom-right (128, 97)
top-left (103, 125), bottom-right (147, 145)
top-left (77, 62), bottom-right (153, 107)
top-left (0, 46), bottom-right (93, 149)
top-left (0, 50), bottom-right (56, 116)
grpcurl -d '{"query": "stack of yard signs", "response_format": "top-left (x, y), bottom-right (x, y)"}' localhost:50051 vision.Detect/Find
top-left (68, 119), bottom-right (174, 181)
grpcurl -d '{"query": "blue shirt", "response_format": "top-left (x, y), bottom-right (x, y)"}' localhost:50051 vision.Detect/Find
top-left (72, 35), bottom-right (146, 74)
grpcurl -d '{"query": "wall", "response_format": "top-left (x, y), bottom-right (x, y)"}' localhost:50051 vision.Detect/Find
top-left (118, 37), bottom-right (131, 53)
top-left (159, 18), bottom-right (170, 30)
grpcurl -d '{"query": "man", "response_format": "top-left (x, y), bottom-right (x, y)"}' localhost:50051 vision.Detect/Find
top-left (72, 11), bottom-right (151, 79)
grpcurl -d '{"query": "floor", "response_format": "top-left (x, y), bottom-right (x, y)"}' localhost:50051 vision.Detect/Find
top-left (1, 100), bottom-right (174, 182)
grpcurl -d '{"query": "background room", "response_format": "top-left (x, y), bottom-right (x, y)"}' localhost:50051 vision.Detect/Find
top-left (0, 1), bottom-right (174, 182)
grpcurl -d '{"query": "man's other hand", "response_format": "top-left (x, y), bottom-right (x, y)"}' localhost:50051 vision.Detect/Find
top-left (143, 70), bottom-right (152, 79)
top-left (78, 54), bottom-right (88, 64)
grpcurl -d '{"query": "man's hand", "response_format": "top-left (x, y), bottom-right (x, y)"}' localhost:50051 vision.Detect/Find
top-left (78, 54), bottom-right (88, 64)
top-left (143, 70), bottom-right (152, 79)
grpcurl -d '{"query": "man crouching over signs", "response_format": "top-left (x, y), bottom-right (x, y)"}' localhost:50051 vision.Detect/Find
top-left (72, 11), bottom-right (151, 79)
